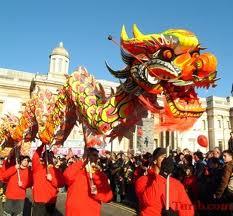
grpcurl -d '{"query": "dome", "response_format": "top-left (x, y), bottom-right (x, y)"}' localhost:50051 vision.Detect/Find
top-left (51, 42), bottom-right (69, 58)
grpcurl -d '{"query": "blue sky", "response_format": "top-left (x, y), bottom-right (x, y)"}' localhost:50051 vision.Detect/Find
top-left (0, 0), bottom-right (232, 97)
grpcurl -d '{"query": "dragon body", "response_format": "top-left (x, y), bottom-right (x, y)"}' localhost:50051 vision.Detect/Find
top-left (0, 25), bottom-right (218, 156)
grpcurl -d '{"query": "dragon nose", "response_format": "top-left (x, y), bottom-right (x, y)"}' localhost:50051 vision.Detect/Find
top-left (178, 52), bottom-right (217, 81)
top-left (194, 53), bottom-right (217, 77)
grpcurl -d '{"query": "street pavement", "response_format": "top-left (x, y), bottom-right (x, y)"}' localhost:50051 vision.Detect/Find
top-left (24, 191), bottom-right (137, 216)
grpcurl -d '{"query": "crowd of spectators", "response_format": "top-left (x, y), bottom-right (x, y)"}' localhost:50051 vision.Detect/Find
top-left (0, 132), bottom-right (233, 215)
top-left (49, 144), bottom-right (233, 215)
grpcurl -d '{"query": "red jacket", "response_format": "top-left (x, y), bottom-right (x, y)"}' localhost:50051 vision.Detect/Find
top-left (0, 158), bottom-right (16, 182)
top-left (135, 169), bottom-right (154, 211)
top-left (2, 166), bottom-right (32, 200)
top-left (64, 160), bottom-right (113, 216)
top-left (136, 171), bottom-right (194, 216)
top-left (133, 166), bottom-right (146, 183)
top-left (32, 145), bottom-right (65, 203)
top-left (0, 165), bottom-right (5, 182)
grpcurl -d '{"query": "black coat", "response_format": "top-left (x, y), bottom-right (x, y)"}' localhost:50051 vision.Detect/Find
top-left (228, 137), bottom-right (233, 151)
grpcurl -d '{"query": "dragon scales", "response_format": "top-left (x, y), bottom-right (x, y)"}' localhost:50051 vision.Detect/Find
top-left (0, 25), bottom-right (218, 156)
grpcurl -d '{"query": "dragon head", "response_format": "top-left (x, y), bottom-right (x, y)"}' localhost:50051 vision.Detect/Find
top-left (107, 24), bottom-right (218, 119)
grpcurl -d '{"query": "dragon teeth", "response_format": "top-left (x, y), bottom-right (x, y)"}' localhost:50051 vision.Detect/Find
top-left (152, 59), bottom-right (179, 77)
top-left (145, 69), bottom-right (159, 85)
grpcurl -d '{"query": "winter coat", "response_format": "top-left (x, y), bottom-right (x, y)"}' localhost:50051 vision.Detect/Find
top-left (228, 137), bottom-right (233, 151)
top-left (215, 160), bottom-right (233, 198)
top-left (2, 165), bottom-right (32, 200)
top-left (63, 160), bottom-right (113, 216)
top-left (32, 145), bottom-right (65, 203)
top-left (135, 170), bottom-right (194, 216)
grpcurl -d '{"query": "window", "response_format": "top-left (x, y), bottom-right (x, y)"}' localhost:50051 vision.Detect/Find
top-left (160, 116), bottom-right (165, 123)
top-left (58, 58), bottom-right (63, 73)
top-left (52, 58), bottom-right (56, 72)
top-left (154, 139), bottom-right (158, 148)
top-left (166, 131), bottom-right (170, 146)
top-left (218, 120), bottom-right (221, 128)
top-left (218, 141), bottom-right (223, 151)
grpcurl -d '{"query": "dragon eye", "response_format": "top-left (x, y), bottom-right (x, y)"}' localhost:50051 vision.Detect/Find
top-left (162, 49), bottom-right (174, 61)
top-left (195, 59), bottom-right (203, 70)
top-left (191, 52), bottom-right (200, 58)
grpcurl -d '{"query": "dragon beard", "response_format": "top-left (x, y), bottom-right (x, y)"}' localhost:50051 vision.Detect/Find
top-left (137, 91), bottom-right (198, 132)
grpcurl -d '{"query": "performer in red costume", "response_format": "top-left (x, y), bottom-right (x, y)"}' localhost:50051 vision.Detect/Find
top-left (64, 147), bottom-right (113, 216)
top-left (32, 144), bottom-right (65, 216)
top-left (136, 147), bottom-right (194, 216)
top-left (2, 155), bottom-right (32, 216)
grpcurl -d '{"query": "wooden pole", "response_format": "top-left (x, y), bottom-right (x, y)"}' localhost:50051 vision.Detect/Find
top-left (82, 125), bottom-right (98, 194)
top-left (14, 147), bottom-right (21, 184)
top-left (133, 125), bottom-right (138, 154)
top-left (44, 144), bottom-right (49, 174)
top-left (165, 142), bottom-right (170, 211)
top-left (45, 136), bottom-right (56, 174)
top-left (82, 123), bottom-right (88, 160)
top-left (0, 139), bottom-right (6, 151)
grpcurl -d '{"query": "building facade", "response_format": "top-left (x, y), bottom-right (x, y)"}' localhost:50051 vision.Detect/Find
top-left (0, 43), bottom-right (232, 154)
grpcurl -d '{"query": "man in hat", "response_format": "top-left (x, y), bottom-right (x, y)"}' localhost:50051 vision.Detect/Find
top-left (31, 144), bottom-right (65, 216)
top-left (64, 147), bottom-right (113, 216)
top-left (2, 155), bottom-right (32, 216)
top-left (135, 147), bottom-right (194, 216)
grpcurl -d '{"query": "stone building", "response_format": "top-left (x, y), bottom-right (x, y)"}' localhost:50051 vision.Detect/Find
top-left (135, 96), bottom-right (233, 153)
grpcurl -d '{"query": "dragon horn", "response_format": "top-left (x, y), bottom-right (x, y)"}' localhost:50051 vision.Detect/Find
top-left (98, 83), bottom-right (105, 96)
top-left (133, 24), bottom-right (143, 38)
top-left (121, 25), bottom-right (129, 41)
top-left (105, 61), bottom-right (129, 79)
top-left (110, 87), bottom-right (115, 95)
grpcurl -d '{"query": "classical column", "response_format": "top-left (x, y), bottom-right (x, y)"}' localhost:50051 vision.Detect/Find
top-left (163, 131), bottom-right (167, 148)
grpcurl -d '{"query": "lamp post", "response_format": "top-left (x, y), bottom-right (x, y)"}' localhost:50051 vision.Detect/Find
top-left (144, 137), bottom-right (148, 148)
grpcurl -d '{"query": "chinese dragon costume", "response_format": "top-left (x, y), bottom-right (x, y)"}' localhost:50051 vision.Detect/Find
top-left (0, 24), bottom-right (218, 156)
